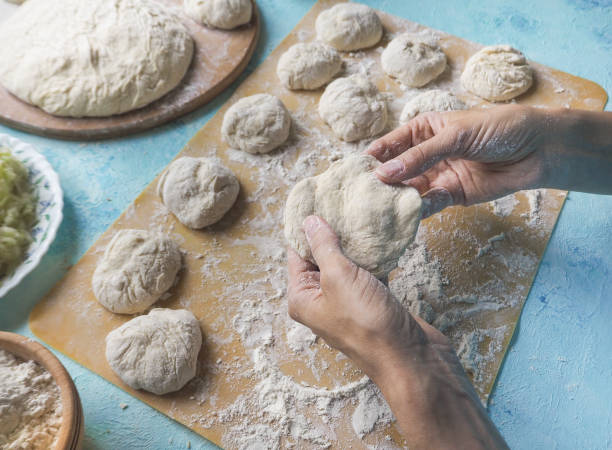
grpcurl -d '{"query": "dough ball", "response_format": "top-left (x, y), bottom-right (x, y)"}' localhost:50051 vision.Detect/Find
top-left (315, 3), bottom-right (383, 52)
top-left (381, 34), bottom-right (447, 87)
top-left (318, 75), bottom-right (387, 142)
top-left (400, 90), bottom-right (467, 124)
top-left (461, 45), bottom-right (533, 102)
top-left (184, 0), bottom-right (252, 30)
top-left (157, 157), bottom-right (239, 229)
top-left (276, 43), bottom-right (342, 90)
top-left (222, 94), bottom-right (291, 154)
top-left (105, 308), bottom-right (202, 395)
top-left (0, 0), bottom-right (193, 117)
top-left (284, 154), bottom-right (422, 278)
top-left (92, 230), bottom-right (182, 314)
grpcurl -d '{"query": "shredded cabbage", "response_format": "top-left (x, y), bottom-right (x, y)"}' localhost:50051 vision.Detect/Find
top-left (0, 148), bottom-right (36, 279)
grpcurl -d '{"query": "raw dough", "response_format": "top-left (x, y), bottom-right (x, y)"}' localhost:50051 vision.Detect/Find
top-left (105, 308), bottom-right (202, 395)
top-left (184, 0), bottom-right (252, 30)
top-left (315, 3), bottom-right (383, 52)
top-left (381, 34), bottom-right (447, 87)
top-left (284, 154), bottom-right (422, 278)
top-left (92, 229), bottom-right (182, 314)
top-left (318, 75), bottom-right (387, 142)
top-left (400, 90), bottom-right (467, 123)
top-left (276, 43), bottom-right (342, 90)
top-left (157, 156), bottom-right (240, 229)
top-left (0, 0), bottom-right (193, 117)
top-left (461, 45), bottom-right (533, 102)
top-left (222, 94), bottom-right (291, 154)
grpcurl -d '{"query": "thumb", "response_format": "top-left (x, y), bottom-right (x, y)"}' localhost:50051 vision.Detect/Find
top-left (375, 128), bottom-right (460, 184)
top-left (303, 215), bottom-right (352, 274)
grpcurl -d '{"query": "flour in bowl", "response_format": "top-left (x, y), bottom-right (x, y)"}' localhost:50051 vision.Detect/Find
top-left (0, 349), bottom-right (62, 450)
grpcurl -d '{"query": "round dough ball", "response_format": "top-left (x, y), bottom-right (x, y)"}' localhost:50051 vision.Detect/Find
top-left (92, 230), bottom-right (182, 314)
top-left (381, 34), bottom-right (447, 87)
top-left (105, 308), bottom-right (202, 395)
top-left (0, 0), bottom-right (193, 118)
top-left (184, 0), bottom-right (252, 30)
top-left (315, 3), bottom-right (383, 52)
top-left (284, 154), bottom-right (422, 278)
top-left (318, 75), bottom-right (387, 142)
top-left (222, 94), bottom-right (291, 154)
top-left (400, 90), bottom-right (467, 124)
top-left (276, 43), bottom-right (342, 90)
top-left (461, 45), bottom-right (533, 102)
top-left (157, 157), bottom-right (239, 229)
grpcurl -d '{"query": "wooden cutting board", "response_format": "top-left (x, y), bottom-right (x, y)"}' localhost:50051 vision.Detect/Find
top-left (0, 0), bottom-right (259, 140)
top-left (30, 0), bottom-right (607, 448)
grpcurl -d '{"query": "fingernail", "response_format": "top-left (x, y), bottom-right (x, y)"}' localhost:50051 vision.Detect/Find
top-left (421, 188), bottom-right (454, 218)
top-left (376, 159), bottom-right (405, 180)
top-left (303, 216), bottom-right (321, 240)
top-left (366, 141), bottom-right (381, 154)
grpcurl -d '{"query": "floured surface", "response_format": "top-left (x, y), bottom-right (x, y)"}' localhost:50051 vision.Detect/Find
top-left (30, 0), bottom-right (607, 448)
top-left (0, 0), bottom-right (259, 140)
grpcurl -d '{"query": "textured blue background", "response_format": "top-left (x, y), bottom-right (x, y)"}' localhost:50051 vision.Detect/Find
top-left (1, 0), bottom-right (611, 448)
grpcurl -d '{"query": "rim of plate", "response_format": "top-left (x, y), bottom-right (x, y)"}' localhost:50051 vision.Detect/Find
top-left (0, 133), bottom-right (63, 298)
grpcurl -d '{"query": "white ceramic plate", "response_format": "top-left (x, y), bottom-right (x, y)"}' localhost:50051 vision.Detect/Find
top-left (0, 134), bottom-right (63, 298)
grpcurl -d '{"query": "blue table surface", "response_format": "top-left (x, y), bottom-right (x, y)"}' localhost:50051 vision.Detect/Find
top-left (1, 0), bottom-right (611, 448)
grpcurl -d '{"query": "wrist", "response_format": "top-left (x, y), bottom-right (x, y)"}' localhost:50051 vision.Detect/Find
top-left (369, 336), bottom-right (508, 449)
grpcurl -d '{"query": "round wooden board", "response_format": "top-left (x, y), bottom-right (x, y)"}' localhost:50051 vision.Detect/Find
top-left (0, 0), bottom-right (260, 141)
top-left (0, 331), bottom-right (83, 450)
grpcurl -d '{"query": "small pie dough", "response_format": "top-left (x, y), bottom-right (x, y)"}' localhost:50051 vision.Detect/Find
top-left (92, 229), bottom-right (182, 314)
top-left (158, 157), bottom-right (240, 229)
top-left (105, 308), bottom-right (202, 395)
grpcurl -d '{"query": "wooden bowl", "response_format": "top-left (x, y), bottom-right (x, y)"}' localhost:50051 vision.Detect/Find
top-left (0, 331), bottom-right (83, 450)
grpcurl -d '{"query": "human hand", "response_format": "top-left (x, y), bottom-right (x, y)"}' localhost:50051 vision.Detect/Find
top-left (366, 104), bottom-right (553, 217)
top-left (287, 215), bottom-right (447, 381)
top-left (286, 215), bottom-right (508, 448)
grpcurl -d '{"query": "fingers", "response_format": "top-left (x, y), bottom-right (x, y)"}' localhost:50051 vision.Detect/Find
top-left (287, 247), bottom-right (317, 278)
top-left (374, 128), bottom-right (460, 184)
top-left (366, 113), bottom-right (443, 162)
top-left (287, 248), bottom-right (320, 325)
top-left (302, 215), bottom-right (351, 274)
top-left (367, 124), bottom-right (419, 162)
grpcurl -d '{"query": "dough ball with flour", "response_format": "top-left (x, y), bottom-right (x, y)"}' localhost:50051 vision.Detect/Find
top-left (157, 157), bottom-right (239, 229)
top-left (184, 0), bottom-right (252, 30)
top-left (319, 75), bottom-right (387, 142)
top-left (93, 230), bottom-right (182, 314)
top-left (106, 308), bottom-right (202, 395)
top-left (0, 0), bottom-right (193, 117)
top-left (461, 45), bottom-right (533, 102)
top-left (315, 3), bottom-right (383, 51)
top-left (284, 155), bottom-right (422, 278)
top-left (276, 43), bottom-right (342, 90)
top-left (400, 90), bottom-right (467, 124)
top-left (381, 34), bottom-right (447, 87)
top-left (222, 94), bottom-right (291, 154)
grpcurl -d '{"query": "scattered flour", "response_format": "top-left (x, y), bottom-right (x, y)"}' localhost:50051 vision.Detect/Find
top-left (491, 194), bottom-right (519, 217)
top-left (92, 9), bottom-right (565, 448)
top-left (0, 349), bottom-right (63, 450)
